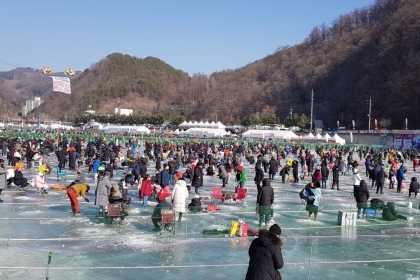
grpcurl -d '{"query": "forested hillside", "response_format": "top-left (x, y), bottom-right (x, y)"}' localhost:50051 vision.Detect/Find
top-left (1, 0), bottom-right (419, 129)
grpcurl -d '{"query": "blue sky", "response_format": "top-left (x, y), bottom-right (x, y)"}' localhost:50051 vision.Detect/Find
top-left (0, 0), bottom-right (375, 76)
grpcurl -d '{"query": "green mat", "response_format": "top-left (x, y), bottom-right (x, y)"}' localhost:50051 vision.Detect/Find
top-left (370, 218), bottom-right (403, 224)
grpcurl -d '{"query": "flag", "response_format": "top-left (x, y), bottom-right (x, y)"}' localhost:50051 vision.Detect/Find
top-left (350, 132), bottom-right (353, 143)
top-left (374, 119), bottom-right (378, 130)
top-left (337, 120), bottom-right (340, 128)
top-left (352, 120), bottom-right (355, 130)
top-left (51, 76), bottom-right (71, 94)
top-left (406, 118), bottom-right (408, 130)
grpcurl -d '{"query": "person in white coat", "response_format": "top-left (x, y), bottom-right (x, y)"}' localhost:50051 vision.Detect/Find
top-left (171, 171), bottom-right (189, 222)
top-left (352, 168), bottom-right (363, 194)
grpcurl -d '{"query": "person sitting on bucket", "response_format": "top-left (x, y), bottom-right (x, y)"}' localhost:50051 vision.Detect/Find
top-left (151, 188), bottom-right (172, 232)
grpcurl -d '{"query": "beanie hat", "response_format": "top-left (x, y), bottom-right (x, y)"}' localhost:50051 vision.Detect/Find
top-left (269, 224), bottom-right (282, 235)
top-left (194, 194), bottom-right (200, 199)
top-left (176, 171), bottom-right (183, 179)
top-left (238, 166), bottom-right (243, 172)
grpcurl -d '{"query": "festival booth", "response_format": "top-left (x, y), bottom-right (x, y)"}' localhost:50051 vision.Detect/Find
top-left (179, 128), bottom-right (226, 138)
top-left (99, 125), bottom-right (150, 134)
top-left (171, 129), bottom-right (180, 135)
top-left (315, 133), bottom-right (323, 140)
top-left (242, 130), bottom-right (299, 141)
top-left (302, 132), bottom-right (317, 142)
top-left (329, 133), bottom-right (346, 145)
top-left (179, 120), bottom-right (225, 129)
top-left (321, 133), bottom-right (331, 142)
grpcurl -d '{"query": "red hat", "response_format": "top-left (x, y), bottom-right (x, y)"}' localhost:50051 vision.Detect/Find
top-left (176, 171), bottom-right (183, 179)
top-left (238, 166), bottom-right (243, 172)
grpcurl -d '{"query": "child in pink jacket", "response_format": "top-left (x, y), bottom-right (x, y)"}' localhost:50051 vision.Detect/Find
top-left (34, 172), bottom-right (49, 194)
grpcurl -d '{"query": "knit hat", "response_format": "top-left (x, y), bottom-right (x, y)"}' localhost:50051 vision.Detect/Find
top-left (269, 224), bottom-right (282, 235)
top-left (176, 171), bottom-right (183, 179)
top-left (238, 166), bottom-right (243, 172)
top-left (194, 194), bottom-right (200, 199)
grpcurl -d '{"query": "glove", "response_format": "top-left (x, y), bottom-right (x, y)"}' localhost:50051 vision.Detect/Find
top-left (84, 198), bottom-right (89, 202)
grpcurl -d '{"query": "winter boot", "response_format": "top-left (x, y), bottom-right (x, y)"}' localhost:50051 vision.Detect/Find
top-left (308, 214), bottom-right (313, 220)
top-left (314, 214), bottom-right (318, 221)
top-left (178, 212), bottom-right (182, 222)
top-left (96, 206), bottom-right (104, 218)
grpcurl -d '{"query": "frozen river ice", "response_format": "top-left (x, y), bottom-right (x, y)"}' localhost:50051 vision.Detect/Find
top-left (1, 152), bottom-right (420, 279)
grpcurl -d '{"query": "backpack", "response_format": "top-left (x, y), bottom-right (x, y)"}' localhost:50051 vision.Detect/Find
top-left (299, 189), bottom-right (307, 201)
top-left (370, 198), bottom-right (384, 209)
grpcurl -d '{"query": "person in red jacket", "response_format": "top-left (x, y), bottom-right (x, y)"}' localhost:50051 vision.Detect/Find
top-left (141, 174), bottom-right (153, 207)
top-left (413, 157), bottom-right (418, 171)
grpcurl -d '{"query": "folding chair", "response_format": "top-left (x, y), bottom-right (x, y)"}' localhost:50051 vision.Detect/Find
top-left (106, 203), bottom-right (124, 227)
top-left (211, 187), bottom-right (226, 204)
top-left (232, 188), bottom-right (248, 206)
top-left (159, 210), bottom-right (176, 235)
top-left (56, 166), bottom-right (67, 181)
top-left (365, 208), bottom-right (377, 221)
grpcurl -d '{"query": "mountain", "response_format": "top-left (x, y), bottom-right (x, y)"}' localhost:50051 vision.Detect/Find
top-left (0, 0), bottom-right (419, 129)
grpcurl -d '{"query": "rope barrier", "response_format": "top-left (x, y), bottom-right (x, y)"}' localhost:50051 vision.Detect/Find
top-left (2, 256), bottom-right (420, 271)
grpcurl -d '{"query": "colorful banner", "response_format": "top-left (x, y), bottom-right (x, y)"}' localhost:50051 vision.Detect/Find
top-left (403, 134), bottom-right (413, 149)
top-left (413, 135), bottom-right (420, 150)
top-left (380, 134), bottom-right (387, 145)
top-left (393, 134), bottom-right (403, 148)
top-left (51, 76), bottom-right (71, 94)
top-left (374, 119), bottom-right (378, 130)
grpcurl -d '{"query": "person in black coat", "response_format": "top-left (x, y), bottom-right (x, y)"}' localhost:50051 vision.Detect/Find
top-left (321, 162), bottom-right (330, 189)
top-left (151, 196), bottom-right (173, 231)
top-left (14, 168), bottom-right (29, 189)
top-left (409, 177), bottom-right (419, 197)
top-left (376, 166), bottom-right (385, 194)
top-left (268, 157), bottom-right (278, 180)
top-left (192, 163), bottom-right (204, 195)
top-left (354, 180), bottom-right (370, 218)
top-left (257, 178), bottom-right (274, 227)
top-left (155, 155), bottom-right (162, 171)
top-left (292, 160), bottom-right (299, 183)
top-left (254, 163), bottom-right (265, 197)
top-left (279, 166), bottom-right (289, 184)
top-left (246, 225), bottom-right (284, 280)
top-left (188, 194), bottom-right (203, 213)
top-left (331, 163), bottom-right (340, 190)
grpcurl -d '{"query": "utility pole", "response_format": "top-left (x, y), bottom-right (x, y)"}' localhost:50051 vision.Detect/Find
top-left (368, 96), bottom-right (372, 131)
top-left (310, 89), bottom-right (314, 133)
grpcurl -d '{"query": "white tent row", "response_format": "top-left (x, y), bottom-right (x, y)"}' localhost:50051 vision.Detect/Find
top-left (99, 125), bottom-right (150, 134)
top-left (179, 128), bottom-right (227, 138)
top-left (320, 133), bottom-right (345, 145)
top-left (179, 120), bottom-right (225, 129)
top-left (241, 130), bottom-right (299, 140)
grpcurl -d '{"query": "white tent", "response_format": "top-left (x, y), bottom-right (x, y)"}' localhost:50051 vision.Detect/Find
top-left (302, 132), bottom-right (316, 140)
top-left (179, 128), bottom-right (226, 138)
top-left (171, 129), bottom-right (180, 135)
top-left (322, 133), bottom-right (331, 142)
top-left (242, 130), bottom-right (299, 140)
top-left (179, 121), bottom-right (188, 128)
top-left (329, 133), bottom-right (346, 145)
top-left (315, 133), bottom-right (323, 139)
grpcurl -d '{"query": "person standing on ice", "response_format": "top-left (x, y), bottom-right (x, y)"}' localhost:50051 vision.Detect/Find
top-left (95, 170), bottom-right (111, 218)
top-left (171, 171), bottom-right (189, 222)
top-left (246, 224), bottom-right (284, 280)
top-left (0, 159), bottom-right (6, 203)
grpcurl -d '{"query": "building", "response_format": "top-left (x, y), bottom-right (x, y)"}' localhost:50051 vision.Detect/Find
top-left (114, 108), bottom-right (133, 116)
top-left (22, 97), bottom-right (43, 116)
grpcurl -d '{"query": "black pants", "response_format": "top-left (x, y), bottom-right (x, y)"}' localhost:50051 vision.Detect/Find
top-left (331, 181), bottom-right (339, 189)
top-left (27, 159), bottom-right (32, 169)
top-left (256, 184), bottom-right (261, 197)
top-left (376, 182), bottom-right (383, 194)
top-left (269, 173), bottom-right (275, 180)
top-left (409, 190), bottom-right (418, 197)
top-left (281, 175), bottom-right (285, 183)
top-left (221, 178), bottom-right (226, 188)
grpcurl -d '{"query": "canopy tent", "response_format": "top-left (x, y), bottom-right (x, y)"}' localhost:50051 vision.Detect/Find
top-left (100, 125), bottom-right (150, 134)
top-left (302, 132), bottom-right (316, 140)
top-left (321, 133), bottom-right (331, 142)
top-left (179, 128), bottom-right (227, 138)
top-left (315, 133), bottom-right (323, 139)
top-left (242, 130), bottom-right (299, 140)
top-left (177, 120), bottom-right (225, 129)
top-left (329, 133), bottom-right (346, 145)
top-left (171, 129), bottom-right (180, 135)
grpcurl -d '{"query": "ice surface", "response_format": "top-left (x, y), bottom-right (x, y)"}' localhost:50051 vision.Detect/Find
top-left (1, 152), bottom-right (420, 279)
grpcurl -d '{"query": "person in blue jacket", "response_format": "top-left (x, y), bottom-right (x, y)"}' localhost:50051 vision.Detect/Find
top-left (396, 162), bottom-right (406, 193)
top-left (159, 164), bottom-right (171, 188)
top-left (92, 158), bottom-right (101, 180)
